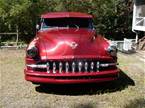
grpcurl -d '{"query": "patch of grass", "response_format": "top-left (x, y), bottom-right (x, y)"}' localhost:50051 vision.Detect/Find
top-left (0, 50), bottom-right (145, 108)
top-left (125, 98), bottom-right (145, 108)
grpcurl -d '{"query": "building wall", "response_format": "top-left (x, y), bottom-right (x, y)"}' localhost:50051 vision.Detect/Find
top-left (136, 5), bottom-right (145, 17)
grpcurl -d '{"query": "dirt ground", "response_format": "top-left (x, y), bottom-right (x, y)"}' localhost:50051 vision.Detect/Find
top-left (0, 49), bottom-right (145, 108)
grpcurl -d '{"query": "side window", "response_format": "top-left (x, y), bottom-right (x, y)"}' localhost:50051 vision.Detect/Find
top-left (39, 18), bottom-right (48, 30)
top-left (88, 19), bottom-right (94, 30)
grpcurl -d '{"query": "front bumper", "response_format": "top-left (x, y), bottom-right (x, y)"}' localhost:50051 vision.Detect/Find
top-left (24, 69), bottom-right (119, 84)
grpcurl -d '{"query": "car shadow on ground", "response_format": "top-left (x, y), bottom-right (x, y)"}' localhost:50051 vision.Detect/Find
top-left (35, 69), bottom-right (135, 95)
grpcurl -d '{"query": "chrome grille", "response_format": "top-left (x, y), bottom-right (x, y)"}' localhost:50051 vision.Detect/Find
top-left (29, 59), bottom-right (117, 73)
top-left (46, 61), bottom-right (100, 73)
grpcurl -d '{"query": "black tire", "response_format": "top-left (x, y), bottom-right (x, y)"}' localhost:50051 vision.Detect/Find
top-left (32, 82), bottom-right (40, 85)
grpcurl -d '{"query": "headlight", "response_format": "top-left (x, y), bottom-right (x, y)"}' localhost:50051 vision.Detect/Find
top-left (27, 46), bottom-right (38, 58)
top-left (107, 45), bottom-right (117, 56)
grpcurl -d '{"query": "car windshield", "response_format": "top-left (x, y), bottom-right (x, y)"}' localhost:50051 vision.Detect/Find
top-left (41, 18), bottom-right (94, 30)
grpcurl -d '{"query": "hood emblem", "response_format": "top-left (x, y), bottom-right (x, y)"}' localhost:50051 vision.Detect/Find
top-left (70, 42), bottom-right (78, 49)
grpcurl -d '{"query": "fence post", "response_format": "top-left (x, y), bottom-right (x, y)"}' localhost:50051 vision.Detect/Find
top-left (16, 26), bottom-right (19, 48)
top-left (135, 33), bottom-right (138, 43)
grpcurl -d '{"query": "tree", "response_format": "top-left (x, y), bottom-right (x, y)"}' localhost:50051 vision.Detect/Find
top-left (0, 0), bottom-right (135, 42)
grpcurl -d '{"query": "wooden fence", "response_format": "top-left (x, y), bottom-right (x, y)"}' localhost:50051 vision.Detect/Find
top-left (0, 28), bottom-right (27, 49)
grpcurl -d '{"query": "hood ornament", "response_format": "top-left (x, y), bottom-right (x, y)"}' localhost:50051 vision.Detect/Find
top-left (70, 42), bottom-right (78, 49)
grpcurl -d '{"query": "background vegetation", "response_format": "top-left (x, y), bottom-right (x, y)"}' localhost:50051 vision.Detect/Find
top-left (0, 0), bottom-right (135, 43)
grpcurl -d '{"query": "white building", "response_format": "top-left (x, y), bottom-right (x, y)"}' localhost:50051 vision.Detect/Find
top-left (132, 0), bottom-right (145, 42)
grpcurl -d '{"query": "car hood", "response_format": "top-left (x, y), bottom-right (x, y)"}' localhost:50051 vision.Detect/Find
top-left (37, 28), bottom-right (110, 60)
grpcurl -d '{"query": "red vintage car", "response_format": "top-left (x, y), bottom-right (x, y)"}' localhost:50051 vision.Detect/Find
top-left (24, 12), bottom-right (119, 84)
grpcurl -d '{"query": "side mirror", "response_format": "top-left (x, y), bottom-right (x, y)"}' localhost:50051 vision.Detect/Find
top-left (36, 24), bottom-right (40, 31)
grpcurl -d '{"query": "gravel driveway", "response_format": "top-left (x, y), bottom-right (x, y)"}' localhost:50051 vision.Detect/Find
top-left (0, 49), bottom-right (145, 108)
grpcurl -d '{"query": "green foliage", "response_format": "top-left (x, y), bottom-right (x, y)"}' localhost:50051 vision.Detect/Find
top-left (0, 0), bottom-right (135, 42)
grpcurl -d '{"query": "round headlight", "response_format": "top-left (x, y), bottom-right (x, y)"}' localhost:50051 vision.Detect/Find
top-left (107, 45), bottom-right (117, 56)
top-left (27, 47), bottom-right (38, 58)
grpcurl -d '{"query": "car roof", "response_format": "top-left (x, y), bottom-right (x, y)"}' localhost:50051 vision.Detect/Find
top-left (41, 12), bottom-right (92, 18)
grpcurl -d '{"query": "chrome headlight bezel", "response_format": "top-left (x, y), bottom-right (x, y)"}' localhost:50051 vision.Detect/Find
top-left (27, 46), bottom-right (38, 58)
top-left (107, 45), bottom-right (117, 57)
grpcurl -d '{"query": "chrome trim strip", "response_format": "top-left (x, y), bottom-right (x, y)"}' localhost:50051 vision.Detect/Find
top-left (100, 63), bottom-right (117, 67)
top-left (27, 64), bottom-right (47, 68)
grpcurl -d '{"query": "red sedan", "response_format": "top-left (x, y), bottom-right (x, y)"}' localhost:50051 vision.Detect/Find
top-left (24, 12), bottom-right (119, 84)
